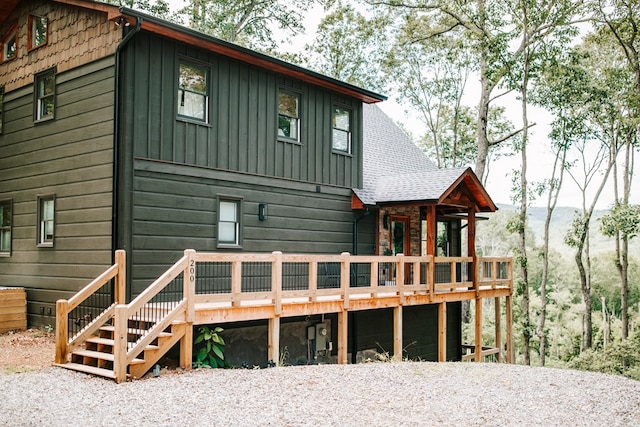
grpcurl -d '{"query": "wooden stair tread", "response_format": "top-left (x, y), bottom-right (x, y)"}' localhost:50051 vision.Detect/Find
top-left (72, 349), bottom-right (145, 364)
top-left (55, 363), bottom-right (116, 379)
top-left (99, 325), bottom-right (173, 337)
top-left (85, 336), bottom-right (160, 350)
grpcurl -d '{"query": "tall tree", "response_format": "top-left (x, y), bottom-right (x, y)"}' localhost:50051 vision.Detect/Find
top-left (596, 0), bottom-right (640, 340)
top-left (303, 1), bottom-right (390, 92)
top-left (178, 0), bottom-right (321, 50)
top-left (367, 0), bottom-right (587, 183)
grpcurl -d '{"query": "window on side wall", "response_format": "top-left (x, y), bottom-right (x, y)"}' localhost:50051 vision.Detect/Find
top-left (34, 68), bottom-right (55, 122)
top-left (2, 25), bottom-right (17, 62)
top-left (0, 200), bottom-right (12, 256)
top-left (217, 198), bottom-right (242, 248)
top-left (332, 106), bottom-right (352, 154)
top-left (177, 61), bottom-right (208, 122)
top-left (28, 15), bottom-right (48, 50)
top-left (278, 90), bottom-right (300, 142)
top-left (37, 195), bottom-right (55, 247)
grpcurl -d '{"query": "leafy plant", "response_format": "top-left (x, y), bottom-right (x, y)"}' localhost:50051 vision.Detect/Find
top-left (193, 326), bottom-right (226, 369)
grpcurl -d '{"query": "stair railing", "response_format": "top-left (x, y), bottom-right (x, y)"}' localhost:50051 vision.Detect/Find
top-left (113, 249), bottom-right (195, 382)
top-left (55, 250), bottom-right (126, 364)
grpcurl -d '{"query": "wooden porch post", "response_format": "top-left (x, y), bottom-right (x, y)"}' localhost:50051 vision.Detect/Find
top-left (393, 306), bottom-right (403, 360)
top-left (468, 208), bottom-right (476, 288)
top-left (506, 294), bottom-right (514, 363)
top-left (181, 249), bottom-right (196, 370)
top-left (474, 297), bottom-right (482, 362)
top-left (268, 317), bottom-right (280, 366)
top-left (114, 249), bottom-right (126, 304)
top-left (54, 299), bottom-right (68, 364)
top-left (337, 310), bottom-right (348, 364)
top-left (438, 302), bottom-right (447, 362)
top-left (113, 304), bottom-right (128, 383)
top-left (495, 297), bottom-right (501, 363)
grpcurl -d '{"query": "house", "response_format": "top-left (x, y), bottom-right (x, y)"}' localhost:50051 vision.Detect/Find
top-left (0, 0), bottom-right (512, 379)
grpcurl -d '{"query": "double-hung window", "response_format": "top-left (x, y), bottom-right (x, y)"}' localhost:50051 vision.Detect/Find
top-left (177, 61), bottom-right (208, 122)
top-left (28, 15), bottom-right (48, 50)
top-left (35, 68), bottom-right (55, 121)
top-left (332, 107), bottom-right (352, 154)
top-left (0, 200), bottom-right (11, 256)
top-left (37, 195), bottom-right (55, 247)
top-left (2, 25), bottom-right (17, 62)
top-left (278, 90), bottom-right (300, 142)
top-left (217, 198), bottom-right (241, 247)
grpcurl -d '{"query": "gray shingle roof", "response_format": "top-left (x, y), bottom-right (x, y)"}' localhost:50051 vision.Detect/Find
top-left (357, 104), bottom-right (472, 205)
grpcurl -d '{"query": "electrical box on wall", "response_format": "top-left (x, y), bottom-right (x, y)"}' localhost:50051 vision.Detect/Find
top-left (315, 323), bottom-right (328, 352)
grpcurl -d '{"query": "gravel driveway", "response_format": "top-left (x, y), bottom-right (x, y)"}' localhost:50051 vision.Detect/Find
top-left (2, 362), bottom-right (639, 426)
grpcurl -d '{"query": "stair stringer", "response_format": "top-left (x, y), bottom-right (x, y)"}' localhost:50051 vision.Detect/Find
top-left (128, 322), bottom-right (187, 379)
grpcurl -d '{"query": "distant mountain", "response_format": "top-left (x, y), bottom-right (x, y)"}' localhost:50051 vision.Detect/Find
top-left (495, 204), bottom-right (629, 255)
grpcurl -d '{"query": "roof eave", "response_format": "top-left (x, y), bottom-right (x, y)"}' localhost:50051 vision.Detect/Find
top-left (119, 8), bottom-right (387, 104)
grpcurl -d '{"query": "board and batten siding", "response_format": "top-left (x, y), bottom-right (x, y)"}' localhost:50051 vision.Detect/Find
top-left (120, 31), bottom-right (363, 189)
top-left (0, 57), bottom-right (115, 326)
top-left (128, 159), bottom-right (371, 295)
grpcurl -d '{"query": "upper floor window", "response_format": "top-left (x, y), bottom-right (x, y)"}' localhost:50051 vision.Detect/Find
top-left (28, 15), bottom-right (48, 50)
top-left (332, 107), bottom-right (352, 154)
top-left (278, 90), bottom-right (300, 142)
top-left (37, 195), bottom-right (55, 247)
top-left (217, 198), bottom-right (242, 247)
top-left (2, 25), bottom-right (17, 62)
top-left (0, 200), bottom-right (11, 256)
top-left (177, 61), bottom-right (208, 122)
top-left (35, 68), bottom-right (55, 122)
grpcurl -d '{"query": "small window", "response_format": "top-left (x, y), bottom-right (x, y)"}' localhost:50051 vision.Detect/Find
top-left (2, 25), bottom-right (17, 62)
top-left (177, 62), bottom-right (208, 122)
top-left (28, 15), bottom-right (48, 50)
top-left (217, 199), bottom-right (241, 247)
top-left (332, 107), bottom-right (352, 153)
top-left (278, 90), bottom-right (300, 142)
top-left (35, 68), bottom-right (55, 121)
top-left (37, 195), bottom-right (55, 247)
top-left (0, 200), bottom-right (12, 256)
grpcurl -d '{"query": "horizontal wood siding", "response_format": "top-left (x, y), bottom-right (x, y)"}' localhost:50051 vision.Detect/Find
top-left (121, 32), bottom-right (362, 189)
top-left (129, 159), bottom-right (356, 295)
top-left (0, 57), bottom-right (115, 326)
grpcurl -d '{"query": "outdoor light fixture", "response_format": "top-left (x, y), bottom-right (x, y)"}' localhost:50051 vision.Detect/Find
top-left (258, 203), bottom-right (268, 221)
top-left (383, 214), bottom-right (389, 229)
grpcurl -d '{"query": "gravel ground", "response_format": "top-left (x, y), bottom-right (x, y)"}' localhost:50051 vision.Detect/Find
top-left (1, 362), bottom-right (639, 426)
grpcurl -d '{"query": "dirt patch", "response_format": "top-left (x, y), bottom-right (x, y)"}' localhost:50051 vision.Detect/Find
top-left (0, 328), bottom-right (56, 374)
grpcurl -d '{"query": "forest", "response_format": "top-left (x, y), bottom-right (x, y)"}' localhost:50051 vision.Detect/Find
top-left (107, 0), bottom-right (640, 379)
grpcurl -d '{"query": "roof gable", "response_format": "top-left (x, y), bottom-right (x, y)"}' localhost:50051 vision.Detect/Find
top-left (358, 105), bottom-right (496, 212)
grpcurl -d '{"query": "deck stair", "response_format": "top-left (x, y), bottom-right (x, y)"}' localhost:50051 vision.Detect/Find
top-left (56, 317), bottom-right (187, 380)
top-left (55, 250), bottom-right (195, 382)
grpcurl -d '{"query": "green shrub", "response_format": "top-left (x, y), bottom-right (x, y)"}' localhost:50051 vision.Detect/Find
top-left (193, 326), bottom-right (227, 368)
top-left (568, 335), bottom-right (640, 381)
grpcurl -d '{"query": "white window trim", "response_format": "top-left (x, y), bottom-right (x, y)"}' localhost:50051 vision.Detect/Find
top-left (177, 60), bottom-right (209, 123)
top-left (0, 199), bottom-right (11, 256)
top-left (216, 197), bottom-right (242, 248)
top-left (37, 195), bottom-right (55, 247)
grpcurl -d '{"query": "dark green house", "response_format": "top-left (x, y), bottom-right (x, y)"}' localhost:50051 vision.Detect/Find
top-left (0, 0), bottom-right (502, 366)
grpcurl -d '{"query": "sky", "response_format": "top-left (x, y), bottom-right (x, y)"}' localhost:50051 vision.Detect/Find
top-left (165, 0), bottom-right (637, 211)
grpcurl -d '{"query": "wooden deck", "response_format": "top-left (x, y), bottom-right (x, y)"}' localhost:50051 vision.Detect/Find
top-left (55, 250), bottom-right (513, 382)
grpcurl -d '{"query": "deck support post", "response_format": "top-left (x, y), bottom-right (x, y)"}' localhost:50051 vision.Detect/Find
top-left (393, 306), bottom-right (402, 360)
top-left (268, 317), bottom-right (280, 366)
top-left (113, 304), bottom-right (128, 383)
top-left (495, 297), bottom-right (501, 362)
top-left (181, 249), bottom-right (196, 370)
top-left (337, 310), bottom-right (348, 364)
top-left (55, 299), bottom-right (68, 364)
top-left (506, 294), bottom-right (513, 363)
top-left (474, 297), bottom-right (482, 362)
top-left (438, 302), bottom-right (447, 362)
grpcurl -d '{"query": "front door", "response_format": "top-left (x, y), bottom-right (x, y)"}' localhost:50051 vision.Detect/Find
top-left (390, 216), bottom-right (410, 255)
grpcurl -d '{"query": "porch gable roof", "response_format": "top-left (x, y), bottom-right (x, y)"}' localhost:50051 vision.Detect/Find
top-left (356, 104), bottom-right (497, 212)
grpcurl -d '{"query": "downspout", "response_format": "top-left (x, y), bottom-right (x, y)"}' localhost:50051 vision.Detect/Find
top-left (350, 207), bottom-right (369, 364)
top-left (111, 15), bottom-right (142, 300)
top-left (351, 207), bottom-right (370, 255)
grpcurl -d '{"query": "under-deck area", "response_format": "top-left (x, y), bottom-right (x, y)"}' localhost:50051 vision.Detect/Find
top-left (55, 250), bottom-right (513, 382)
